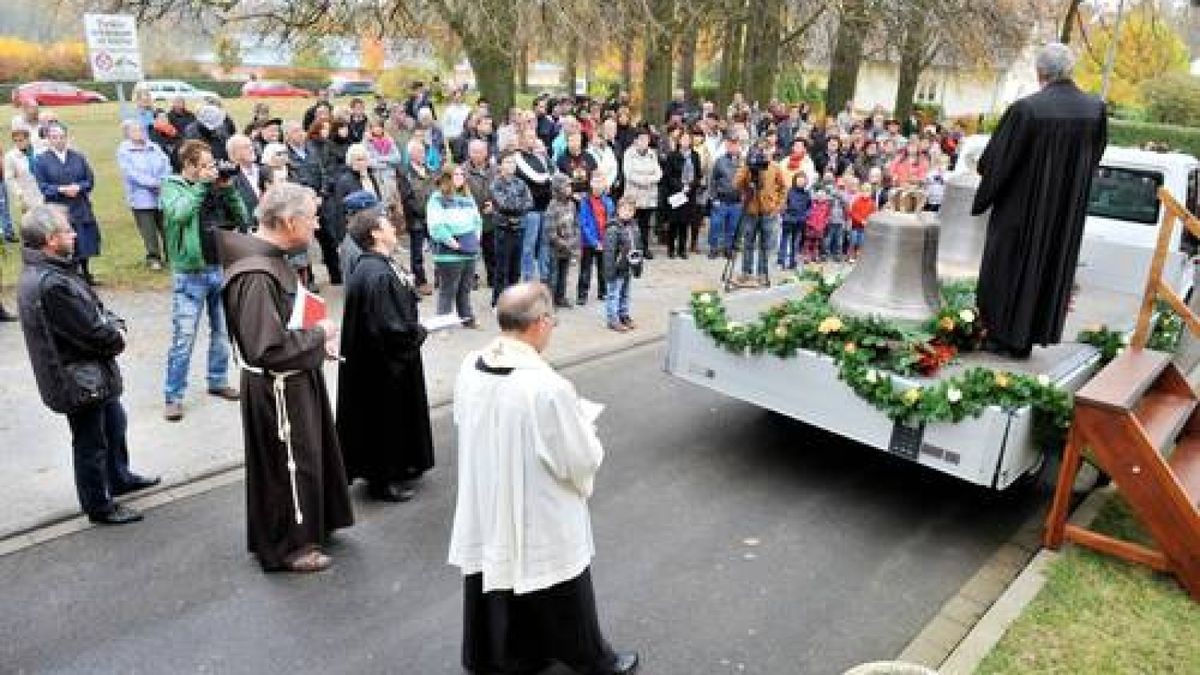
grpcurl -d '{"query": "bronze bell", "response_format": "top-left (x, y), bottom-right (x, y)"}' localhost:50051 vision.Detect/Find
top-left (936, 155), bottom-right (990, 280)
top-left (829, 188), bottom-right (940, 325)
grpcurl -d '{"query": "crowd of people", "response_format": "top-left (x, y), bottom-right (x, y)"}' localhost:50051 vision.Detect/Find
top-left (0, 77), bottom-right (977, 675)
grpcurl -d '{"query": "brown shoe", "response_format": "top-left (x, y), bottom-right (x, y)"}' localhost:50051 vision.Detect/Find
top-left (164, 402), bottom-right (183, 422)
top-left (622, 318), bottom-right (638, 329)
top-left (207, 386), bottom-right (240, 401)
top-left (608, 321), bottom-right (630, 333)
top-left (417, 283), bottom-right (433, 296)
top-left (284, 549), bottom-right (332, 573)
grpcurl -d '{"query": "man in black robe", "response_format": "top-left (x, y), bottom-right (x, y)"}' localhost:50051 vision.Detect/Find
top-left (337, 199), bottom-right (434, 502)
top-left (971, 43), bottom-right (1107, 357)
top-left (218, 183), bottom-right (354, 573)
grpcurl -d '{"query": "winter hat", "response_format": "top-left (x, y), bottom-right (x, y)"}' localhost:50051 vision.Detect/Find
top-left (196, 104), bottom-right (227, 131)
top-left (343, 190), bottom-right (381, 215)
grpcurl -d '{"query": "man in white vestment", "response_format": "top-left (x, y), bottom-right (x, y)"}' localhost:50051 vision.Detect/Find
top-left (449, 282), bottom-right (639, 675)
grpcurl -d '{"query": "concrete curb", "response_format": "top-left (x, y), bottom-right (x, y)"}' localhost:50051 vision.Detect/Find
top-left (0, 334), bottom-right (667, 555)
top-left (893, 485), bottom-right (1115, 673)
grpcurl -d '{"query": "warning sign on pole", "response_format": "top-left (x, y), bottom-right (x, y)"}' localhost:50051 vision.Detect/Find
top-left (84, 14), bottom-right (143, 82)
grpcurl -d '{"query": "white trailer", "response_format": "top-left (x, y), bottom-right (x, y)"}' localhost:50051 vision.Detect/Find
top-left (665, 145), bottom-right (1200, 490)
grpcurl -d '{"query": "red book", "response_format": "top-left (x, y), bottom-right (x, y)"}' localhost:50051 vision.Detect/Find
top-left (287, 285), bottom-right (327, 330)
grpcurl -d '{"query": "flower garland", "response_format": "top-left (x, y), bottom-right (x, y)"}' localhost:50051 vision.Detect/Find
top-left (689, 271), bottom-right (1073, 444)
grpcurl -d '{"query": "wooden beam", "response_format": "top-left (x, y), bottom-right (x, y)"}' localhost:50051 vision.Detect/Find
top-left (1063, 524), bottom-right (1172, 572)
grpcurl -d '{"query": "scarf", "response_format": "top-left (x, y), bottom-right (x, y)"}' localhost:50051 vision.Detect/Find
top-left (786, 153), bottom-right (806, 172)
top-left (368, 135), bottom-right (393, 156)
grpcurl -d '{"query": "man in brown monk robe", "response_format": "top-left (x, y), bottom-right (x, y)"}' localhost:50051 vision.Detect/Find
top-left (219, 182), bottom-right (354, 573)
top-left (971, 43), bottom-right (1107, 358)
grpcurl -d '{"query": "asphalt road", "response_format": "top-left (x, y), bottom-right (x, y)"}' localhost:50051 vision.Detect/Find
top-left (0, 343), bottom-right (1044, 674)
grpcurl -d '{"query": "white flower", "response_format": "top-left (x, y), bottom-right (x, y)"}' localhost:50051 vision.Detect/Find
top-left (698, 293), bottom-right (714, 305)
top-left (947, 387), bottom-right (963, 403)
top-left (726, 321), bottom-right (744, 331)
top-left (1037, 373), bottom-right (1051, 387)
top-left (958, 309), bottom-right (976, 323)
top-left (865, 369), bottom-right (878, 384)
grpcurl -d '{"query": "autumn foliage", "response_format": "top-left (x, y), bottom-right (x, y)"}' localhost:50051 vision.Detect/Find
top-left (0, 38), bottom-right (90, 83)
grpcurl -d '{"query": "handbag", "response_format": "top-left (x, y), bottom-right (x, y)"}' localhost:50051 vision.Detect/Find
top-left (62, 361), bottom-right (117, 409)
top-left (434, 231), bottom-right (480, 255)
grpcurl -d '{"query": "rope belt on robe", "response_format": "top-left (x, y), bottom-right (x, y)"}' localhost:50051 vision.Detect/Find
top-left (239, 360), bottom-right (304, 525)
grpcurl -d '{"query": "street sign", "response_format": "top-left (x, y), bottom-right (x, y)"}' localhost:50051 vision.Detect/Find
top-left (83, 14), bottom-right (143, 83)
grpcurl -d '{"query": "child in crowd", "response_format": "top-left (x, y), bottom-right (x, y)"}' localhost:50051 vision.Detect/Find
top-left (577, 173), bottom-right (613, 305)
top-left (779, 171), bottom-right (812, 270)
top-left (824, 178), bottom-right (850, 262)
top-left (847, 182), bottom-right (877, 262)
top-left (602, 197), bottom-right (642, 332)
top-left (804, 189), bottom-right (831, 263)
top-left (545, 174), bottom-right (580, 308)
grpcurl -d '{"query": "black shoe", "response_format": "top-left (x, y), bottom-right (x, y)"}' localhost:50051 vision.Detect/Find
top-left (0, 306), bottom-right (16, 323)
top-left (3, 233), bottom-right (17, 243)
top-left (87, 504), bottom-right (143, 525)
top-left (114, 474), bottom-right (161, 496)
top-left (368, 482), bottom-right (416, 502)
top-left (679, 252), bottom-right (688, 260)
top-left (577, 297), bottom-right (587, 306)
top-left (608, 651), bottom-right (639, 674)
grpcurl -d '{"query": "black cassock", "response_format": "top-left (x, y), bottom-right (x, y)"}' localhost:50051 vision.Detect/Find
top-left (971, 79), bottom-right (1107, 352)
top-left (337, 252), bottom-right (435, 486)
top-left (219, 232), bottom-right (354, 571)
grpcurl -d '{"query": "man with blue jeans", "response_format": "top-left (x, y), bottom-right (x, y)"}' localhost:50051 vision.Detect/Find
top-left (159, 140), bottom-right (249, 421)
top-left (733, 144), bottom-right (788, 288)
top-left (708, 135), bottom-right (744, 258)
top-left (515, 130), bottom-right (554, 282)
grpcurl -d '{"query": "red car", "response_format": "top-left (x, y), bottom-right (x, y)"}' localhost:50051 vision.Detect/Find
top-left (11, 82), bottom-right (108, 107)
top-left (241, 80), bottom-right (313, 98)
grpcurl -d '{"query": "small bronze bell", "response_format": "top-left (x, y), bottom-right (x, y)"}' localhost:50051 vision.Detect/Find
top-left (829, 188), bottom-right (940, 325)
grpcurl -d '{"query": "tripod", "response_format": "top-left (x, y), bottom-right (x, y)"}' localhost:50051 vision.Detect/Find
top-left (718, 180), bottom-right (771, 292)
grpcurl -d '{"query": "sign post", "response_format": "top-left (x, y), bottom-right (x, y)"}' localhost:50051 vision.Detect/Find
top-left (83, 14), bottom-right (143, 120)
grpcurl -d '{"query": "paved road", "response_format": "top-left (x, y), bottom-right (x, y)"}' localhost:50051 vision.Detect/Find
top-left (0, 343), bottom-right (1044, 674)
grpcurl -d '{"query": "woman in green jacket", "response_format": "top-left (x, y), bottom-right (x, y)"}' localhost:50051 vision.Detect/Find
top-left (427, 165), bottom-right (482, 327)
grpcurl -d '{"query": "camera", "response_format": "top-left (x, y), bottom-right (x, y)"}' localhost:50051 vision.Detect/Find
top-left (746, 148), bottom-right (769, 172)
top-left (215, 160), bottom-right (240, 181)
top-left (628, 249), bottom-right (644, 278)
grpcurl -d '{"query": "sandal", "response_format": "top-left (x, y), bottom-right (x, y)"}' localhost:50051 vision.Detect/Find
top-left (284, 549), bottom-right (332, 573)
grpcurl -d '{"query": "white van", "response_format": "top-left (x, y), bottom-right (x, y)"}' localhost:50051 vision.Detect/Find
top-left (135, 80), bottom-right (220, 102)
top-left (955, 135), bottom-right (1199, 303)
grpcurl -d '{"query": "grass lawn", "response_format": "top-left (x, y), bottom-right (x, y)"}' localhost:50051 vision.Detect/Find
top-left (1, 97), bottom-right (320, 294)
top-left (976, 496), bottom-right (1200, 674)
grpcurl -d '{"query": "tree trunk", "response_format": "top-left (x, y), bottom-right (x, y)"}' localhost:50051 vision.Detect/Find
top-left (464, 40), bottom-right (516, 115)
top-left (563, 38), bottom-right (578, 94)
top-left (893, 17), bottom-right (928, 125)
top-left (517, 43), bottom-right (530, 93)
top-left (678, 23), bottom-right (700, 100)
top-left (741, 0), bottom-right (784, 107)
top-left (621, 32), bottom-right (635, 94)
top-left (718, 5), bottom-right (747, 110)
top-left (825, 0), bottom-right (870, 120)
top-left (1060, 0), bottom-right (1083, 44)
top-left (642, 0), bottom-right (676, 124)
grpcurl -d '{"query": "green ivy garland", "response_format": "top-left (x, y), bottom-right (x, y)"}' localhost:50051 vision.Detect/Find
top-left (689, 271), bottom-right (1075, 443)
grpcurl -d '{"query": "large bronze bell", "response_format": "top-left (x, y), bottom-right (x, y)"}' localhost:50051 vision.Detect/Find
top-left (936, 151), bottom-right (990, 280)
top-left (829, 189), bottom-right (940, 325)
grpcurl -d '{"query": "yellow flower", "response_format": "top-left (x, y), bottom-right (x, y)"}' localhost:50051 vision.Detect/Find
top-left (774, 326), bottom-right (788, 339)
top-left (844, 342), bottom-right (857, 354)
top-left (938, 316), bottom-right (956, 332)
top-left (697, 293), bottom-right (715, 305)
top-left (902, 388), bottom-right (923, 406)
top-left (818, 316), bottom-right (845, 334)
top-left (1037, 373), bottom-right (1051, 387)
top-left (958, 309), bottom-right (976, 323)
top-left (865, 369), bottom-right (878, 384)
top-left (727, 321), bottom-right (744, 331)
top-left (994, 371), bottom-right (1011, 389)
top-left (947, 387), bottom-right (963, 403)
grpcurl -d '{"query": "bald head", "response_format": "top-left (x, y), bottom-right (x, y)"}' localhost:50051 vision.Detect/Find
top-left (496, 283), bottom-right (554, 332)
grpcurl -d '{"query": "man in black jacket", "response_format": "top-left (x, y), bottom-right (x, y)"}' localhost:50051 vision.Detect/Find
top-left (17, 205), bottom-right (159, 525)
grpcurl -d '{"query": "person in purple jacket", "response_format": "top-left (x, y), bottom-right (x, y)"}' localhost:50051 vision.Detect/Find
top-left (116, 120), bottom-right (172, 270)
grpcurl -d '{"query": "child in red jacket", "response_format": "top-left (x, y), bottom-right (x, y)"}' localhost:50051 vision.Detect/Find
top-left (847, 183), bottom-right (877, 262)
top-left (804, 189), bottom-right (831, 263)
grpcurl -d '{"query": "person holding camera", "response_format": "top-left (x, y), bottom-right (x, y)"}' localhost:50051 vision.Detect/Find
top-left (17, 205), bottom-right (159, 524)
top-left (159, 139), bottom-right (250, 422)
top-left (733, 143), bottom-right (788, 288)
top-left (602, 196), bottom-right (642, 332)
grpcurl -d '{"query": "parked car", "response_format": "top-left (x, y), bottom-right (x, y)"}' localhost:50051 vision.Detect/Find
top-left (135, 80), bottom-right (219, 102)
top-left (241, 80), bottom-right (313, 98)
top-left (329, 80), bottom-right (375, 97)
top-left (11, 82), bottom-right (107, 107)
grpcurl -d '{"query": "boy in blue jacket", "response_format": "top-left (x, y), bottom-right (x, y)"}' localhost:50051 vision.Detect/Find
top-left (779, 172), bottom-right (812, 270)
top-left (576, 173), bottom-right (613, 305)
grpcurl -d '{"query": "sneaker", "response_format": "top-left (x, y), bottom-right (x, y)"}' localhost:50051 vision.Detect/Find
top-left (622, 318), bottom-right (638, 329)
top-left (207, 386), bottom-right (240, 401)
top-left (164, 402), bottom-right (183, 422)
top-left (608, 321), bottom-right (630, 333)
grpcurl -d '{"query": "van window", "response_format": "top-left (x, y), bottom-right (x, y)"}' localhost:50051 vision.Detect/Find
top-left (1088, 166), bottom-right (1163, 225)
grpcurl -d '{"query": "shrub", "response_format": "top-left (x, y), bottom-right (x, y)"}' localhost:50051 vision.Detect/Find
top-left (1108, 119), bottom-right (1200, 158)
top-left (1139, 72), bottom-right (1200, 127)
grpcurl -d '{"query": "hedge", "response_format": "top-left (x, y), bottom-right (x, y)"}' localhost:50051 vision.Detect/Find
top-left (1108, 118), bottom-right (1200, 158)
